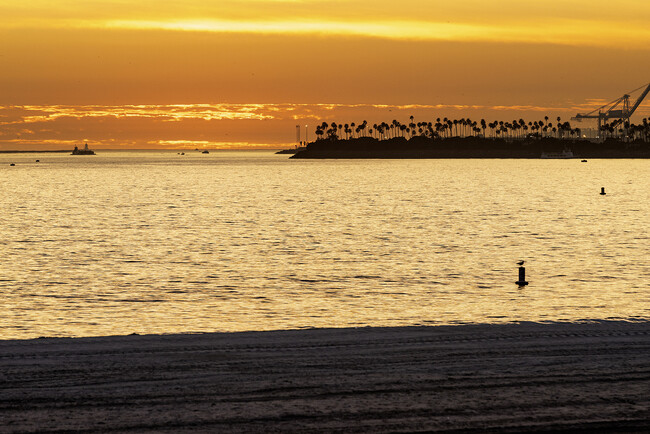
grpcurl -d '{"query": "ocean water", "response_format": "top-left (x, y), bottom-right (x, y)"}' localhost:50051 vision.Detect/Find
top-left (1, 150), bottom-right (648, 339)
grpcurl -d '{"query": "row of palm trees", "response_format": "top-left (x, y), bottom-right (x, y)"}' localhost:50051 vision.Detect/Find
top-left (601, 118), bottom-right (650, 141)
top-left (313, 116), bottom-right (650, 142)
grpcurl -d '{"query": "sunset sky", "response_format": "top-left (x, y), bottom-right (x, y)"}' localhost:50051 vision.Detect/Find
top-left (1, 0), bottom-right (650, 149)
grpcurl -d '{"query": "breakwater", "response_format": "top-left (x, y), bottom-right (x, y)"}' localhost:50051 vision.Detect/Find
top-left (291, 136), bottom-right (650, 158)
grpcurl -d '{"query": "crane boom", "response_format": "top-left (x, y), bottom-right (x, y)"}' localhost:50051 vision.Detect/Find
top-left (572, 82), bottom-right (650, 140)
top-left (629, 83), bottom-right (650, 115)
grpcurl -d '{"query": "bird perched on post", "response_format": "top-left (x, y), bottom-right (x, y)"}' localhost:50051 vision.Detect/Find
top-left (517, 260), bottom-right (525, 266)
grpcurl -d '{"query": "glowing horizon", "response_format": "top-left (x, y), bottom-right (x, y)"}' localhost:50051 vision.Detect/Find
top-left (2, 100), bottom-right (649, 150)
top-left (4, 100), bottom-right (649, 125)
top-left (1, 0), bottom-right (649, 149)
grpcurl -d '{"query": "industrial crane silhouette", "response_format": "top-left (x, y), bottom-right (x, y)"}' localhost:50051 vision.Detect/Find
top-left (573, 82), bottom-right (650, 139)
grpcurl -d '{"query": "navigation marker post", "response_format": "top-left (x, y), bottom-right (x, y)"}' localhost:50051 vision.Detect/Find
top-left (516, 261), bottom-right (528, 287)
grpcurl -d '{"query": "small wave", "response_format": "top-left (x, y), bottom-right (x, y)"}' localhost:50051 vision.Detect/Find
top-left (118, 298), bottom-right (166, 303)
top-left (289, 277), bottom-right (333, 283)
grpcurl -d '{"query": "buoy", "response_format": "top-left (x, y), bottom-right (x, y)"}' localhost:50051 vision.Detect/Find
top-left (516, 266), bottom-right (528, 286)
top-left (600, 187), bottom-right (606, 195)
top-left (35, 159), bottom-right (40, 162)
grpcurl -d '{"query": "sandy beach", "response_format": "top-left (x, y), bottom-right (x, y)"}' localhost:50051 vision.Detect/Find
top-left (1, 321), bottom-right (649, 433)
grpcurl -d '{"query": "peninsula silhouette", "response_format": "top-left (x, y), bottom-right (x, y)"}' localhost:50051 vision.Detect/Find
top-left (291, 117), bottom-right (650, 159)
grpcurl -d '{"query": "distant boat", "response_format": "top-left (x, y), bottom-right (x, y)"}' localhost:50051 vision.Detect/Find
top-left (541, 148), bottom-right (574, 159)
top-left (71, 143), bottom-right (95, 155)
top-left (202, 150), bottom-right (209, 154)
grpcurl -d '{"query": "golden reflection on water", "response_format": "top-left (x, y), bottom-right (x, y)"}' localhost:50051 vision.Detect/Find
top-left (0, 151), bottom-right (648, 339)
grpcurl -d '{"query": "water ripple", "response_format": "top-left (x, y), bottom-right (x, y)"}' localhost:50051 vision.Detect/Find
top-left (0, 152), bottom-right (648, 339)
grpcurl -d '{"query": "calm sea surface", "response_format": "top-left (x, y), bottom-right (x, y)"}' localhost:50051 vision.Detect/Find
top-left (1, 150), bottom-right (648, 339)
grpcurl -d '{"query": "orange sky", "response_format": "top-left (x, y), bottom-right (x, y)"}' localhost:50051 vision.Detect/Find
top-left (1, 0), bottom-right (649, 149)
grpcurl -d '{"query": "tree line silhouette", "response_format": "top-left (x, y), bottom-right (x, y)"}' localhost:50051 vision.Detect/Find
top-left (313, 116), bottom-right (650, 142)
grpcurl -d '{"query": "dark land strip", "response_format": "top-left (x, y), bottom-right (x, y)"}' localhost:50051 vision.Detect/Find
top-left (291, 137), bottom-right (650, 159)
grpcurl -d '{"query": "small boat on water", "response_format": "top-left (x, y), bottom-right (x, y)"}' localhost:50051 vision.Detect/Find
top-left (202, 150), bottom-right (209, 154)
top-left (540, 148), bottom-right (574, 159)
top-left (71, 143), bottom-right (95, 155)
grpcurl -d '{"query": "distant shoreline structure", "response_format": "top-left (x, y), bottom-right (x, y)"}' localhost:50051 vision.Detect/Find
top-left (71, 143), bottom-right (95, 155)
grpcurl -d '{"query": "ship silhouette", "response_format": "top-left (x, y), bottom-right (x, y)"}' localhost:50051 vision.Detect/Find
top-left (71, 143), bottom-right (95, 155)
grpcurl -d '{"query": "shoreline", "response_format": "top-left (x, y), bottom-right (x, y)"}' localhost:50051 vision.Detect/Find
top-left (2, 320), bottom-right (648, 432)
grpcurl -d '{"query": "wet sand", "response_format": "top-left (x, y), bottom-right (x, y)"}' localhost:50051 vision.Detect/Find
top-left (1, 321), bottom-right (649, 433)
